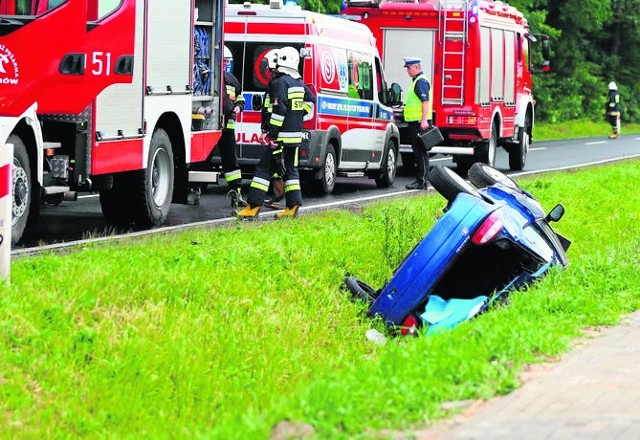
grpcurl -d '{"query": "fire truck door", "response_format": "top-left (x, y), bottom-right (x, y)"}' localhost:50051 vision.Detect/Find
top-left (0, 0), bottom-right (87, 117)
top-left (382, 29), bottom-right (435, 96)
top-left (38, 0), bottom-right (136, 115)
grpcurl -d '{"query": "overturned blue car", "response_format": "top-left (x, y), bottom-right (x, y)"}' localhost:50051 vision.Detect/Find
top-left (345, 163), bottom-right (571, 335)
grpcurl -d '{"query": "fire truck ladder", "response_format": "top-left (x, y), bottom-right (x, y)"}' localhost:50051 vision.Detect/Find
top-left (440, 0), bottom-right (469, 106)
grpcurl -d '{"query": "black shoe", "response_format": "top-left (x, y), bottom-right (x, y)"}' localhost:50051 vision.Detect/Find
top-left (405, 181), bottom-right (427, 190)
top-left (187, 186), bottom-right (201, 205)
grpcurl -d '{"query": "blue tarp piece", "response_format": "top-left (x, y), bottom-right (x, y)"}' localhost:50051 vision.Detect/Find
top-left (420, 295), bottom-right (489, 335)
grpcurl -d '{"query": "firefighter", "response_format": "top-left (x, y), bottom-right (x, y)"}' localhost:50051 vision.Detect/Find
top-left (606, 81), bottom-right (621, 139)
top-left (260, 49), bottom-right (286, 209)
top-left (235, 46), bottom-right (315, 220)
top-left (403, 56), bottom-right (432, 190)
top-left (221, 45), bottom-right (247, 207)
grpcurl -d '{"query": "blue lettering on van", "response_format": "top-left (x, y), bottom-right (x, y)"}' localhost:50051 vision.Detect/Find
top-left (318, 96), bottom-right (372, 118)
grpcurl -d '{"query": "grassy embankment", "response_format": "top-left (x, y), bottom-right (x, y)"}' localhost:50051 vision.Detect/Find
top-left (2, 160), bottom-right (640, 438)
top-left (534, 118), bottom-right (640, 141)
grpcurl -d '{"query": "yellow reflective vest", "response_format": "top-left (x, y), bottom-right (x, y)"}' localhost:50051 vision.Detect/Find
top-left (403, 73), bottom-right (432, 122)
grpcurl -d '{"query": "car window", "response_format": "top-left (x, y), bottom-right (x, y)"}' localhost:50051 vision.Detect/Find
top-left (347, 50), bottom-right (373, 101)
top-left (88, 0), bottom-right (122, 21)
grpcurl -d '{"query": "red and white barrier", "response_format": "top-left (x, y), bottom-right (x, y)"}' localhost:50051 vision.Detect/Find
top-left (0, 143), bottom-right (13, 283)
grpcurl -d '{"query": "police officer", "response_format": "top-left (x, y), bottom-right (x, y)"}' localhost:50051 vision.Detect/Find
top-left (403, 56), bottom-right (432, 190)
top-left (235, 46), bottom-right (315, 220)
top-left (221, 45), bottom-right (247, 207)
top-left (606, 81), bottom-right (621, 139)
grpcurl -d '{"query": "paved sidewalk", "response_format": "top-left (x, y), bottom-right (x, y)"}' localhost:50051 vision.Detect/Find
top-left (418, 310), bottom-right (640, 440)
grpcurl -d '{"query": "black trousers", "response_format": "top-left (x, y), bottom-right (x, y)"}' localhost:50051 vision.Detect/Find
top-left (407, 122), bottom-right (430, 187)
top-left (218, 128), bottom-right (242, 190)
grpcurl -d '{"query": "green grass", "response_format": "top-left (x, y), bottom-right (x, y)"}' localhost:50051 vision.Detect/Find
top-left (2, 161), bottom-right (640, 438)
top-left (534, 118), bottom-right (640, 141)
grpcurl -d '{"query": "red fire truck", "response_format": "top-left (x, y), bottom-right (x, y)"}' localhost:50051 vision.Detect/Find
top-left (342, 0), bottom-right (550, 173)
top-left (0, 0), bottom-right (224, 244)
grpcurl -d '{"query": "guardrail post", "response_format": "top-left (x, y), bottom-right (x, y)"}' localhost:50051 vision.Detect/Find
top-left (0, 143), bottom-right (13, 283)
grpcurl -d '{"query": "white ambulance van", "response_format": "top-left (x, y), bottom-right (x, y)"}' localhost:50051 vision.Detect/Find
top-left (222, 0), bottom-right (402, 194)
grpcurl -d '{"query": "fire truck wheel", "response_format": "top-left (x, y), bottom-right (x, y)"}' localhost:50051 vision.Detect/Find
top-left (343, 276), bottom-right (379, 304)
top-left (375, 141), bottom-right (397, 188)
top-left (132, 128), bottom-right (174, 226)
top-left (468, 163), bottom-right (522, 193)
top-left (509, 116), bottom-right (531, 171)
top-left (10, 135), bottom-right (33, 245)
top-left (429, 164), bottom-right (482, 204)
top-left (313, 143), bottom-right (337, 195)
top-left (99, 173), bottom-right (134, 227)
top-left (475, 121), bottom-right (497, 167)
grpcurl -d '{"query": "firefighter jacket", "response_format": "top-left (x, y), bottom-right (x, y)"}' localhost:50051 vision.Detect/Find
top-left (607, 90), bottom-right (620, 116)
top-left (223, 71), bottom-right (245, 130)
top-left (403, 73), bottom-right (432, 123)
top-left (266, 74), bottom-right (316, 146)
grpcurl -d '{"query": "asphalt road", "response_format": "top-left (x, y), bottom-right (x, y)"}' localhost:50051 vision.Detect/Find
top-left (14, 133), bottom-right (640, 252)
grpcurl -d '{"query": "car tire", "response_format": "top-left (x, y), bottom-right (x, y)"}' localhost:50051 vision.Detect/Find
top-left (468, 162), bottom-right (522, 192)
top-left (375, 141), bottom-right (397, 188)
top-left (344, 276), bottom-right (379, 304)
top-left (429, 164), bottom-right (482, 204)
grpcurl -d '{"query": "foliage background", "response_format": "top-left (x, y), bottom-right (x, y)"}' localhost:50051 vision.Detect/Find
top-left (228, 0), bottom-right (639, 123)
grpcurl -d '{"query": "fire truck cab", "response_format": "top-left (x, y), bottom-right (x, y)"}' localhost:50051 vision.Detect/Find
top-left (224, 0), bottom-right (402, 194)
top-left (343, 0), bottom-right (550, 173)
top-left (0, 0), bottom-right (224, 244)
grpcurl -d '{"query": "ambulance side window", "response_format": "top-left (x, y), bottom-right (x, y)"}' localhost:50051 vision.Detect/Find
top-left (347, 50), bottom-right (373, 101)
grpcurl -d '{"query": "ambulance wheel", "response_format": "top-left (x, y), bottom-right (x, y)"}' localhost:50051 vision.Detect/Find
top-left (10, 135), bottom-right (37, 245)
top-left (468, 163), bottom-right (522, 192)
top-left (100, 173), bottom-right (133, 227)
top-left (375, 141), bottom-right (397, 188)
top-left (344, 276), bottom-right (379, 304)
top-left (313, 144), bottom-right (337, 195)
top-left (429, 164), bottom-right (482, 204)
top-left (131, 128), bottom-right (174, 226)
top-left (475, 121), bottom-right (497, 167)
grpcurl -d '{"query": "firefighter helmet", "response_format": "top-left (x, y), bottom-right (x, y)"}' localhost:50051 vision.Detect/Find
top-left (263, 49), bottom-right (280, 70)
top-left (276, 46), bottom-right (300, 79)
top-left (223, 45), bottom-right (233, 61)
top-left (608, 81), bottom-right (618, 91)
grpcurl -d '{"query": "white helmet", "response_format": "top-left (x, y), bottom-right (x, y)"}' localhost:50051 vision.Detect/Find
top-left (223, 45), bottom-right (233, 61)
top-left (276, 46), bottom-right (300, 79)
top-left (263, 49), bottom-right (280, 70)
top-left (608, 81), bottom-right (617, 91)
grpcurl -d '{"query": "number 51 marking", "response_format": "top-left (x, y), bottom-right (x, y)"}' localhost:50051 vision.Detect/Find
top-left (90, 52), bottom-right (112, 76)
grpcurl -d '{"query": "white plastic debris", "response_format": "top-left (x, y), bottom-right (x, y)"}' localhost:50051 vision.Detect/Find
top-left (365, 329), bottom-right (387, 346)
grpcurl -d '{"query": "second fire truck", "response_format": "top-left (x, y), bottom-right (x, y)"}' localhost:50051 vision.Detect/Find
top-left (0, 0), bottom-right (224, 244)
top-left (343, 0), bottom-right (550, 173)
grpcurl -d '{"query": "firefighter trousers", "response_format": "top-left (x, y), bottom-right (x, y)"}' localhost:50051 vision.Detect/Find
top-left (218, 128), bottom-right (242, 191)
top-left (247, 145), bottom-right (302, 208)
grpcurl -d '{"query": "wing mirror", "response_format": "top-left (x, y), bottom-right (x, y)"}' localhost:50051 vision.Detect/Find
top-left (546, 204), bottom-right (565, 222)
top-left (389, 82), bottom-right (403, 107)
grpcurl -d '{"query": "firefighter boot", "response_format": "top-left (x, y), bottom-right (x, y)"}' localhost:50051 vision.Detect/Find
top-left (274, 205), bottom-right (299, 220)
top-left (227, 188), bottom-right (248, 208)
top-left (609, 131), bottom-right (618, 139)
top-left (234, 205), bottom-right (261, 221)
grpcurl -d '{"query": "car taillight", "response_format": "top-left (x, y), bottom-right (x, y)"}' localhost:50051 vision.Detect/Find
top-left (400, 314), bottom-right (418, 336)
top-left (471, 212), bottom-right (503, 245)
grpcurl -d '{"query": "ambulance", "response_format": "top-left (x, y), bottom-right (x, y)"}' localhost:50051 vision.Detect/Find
top-left (223, 0), bottom-right (402, 194)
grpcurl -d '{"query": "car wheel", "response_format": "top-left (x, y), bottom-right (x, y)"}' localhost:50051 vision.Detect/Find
top-left (344, 276), bottom-right (379, 304)
top-left (131, 128), bottom-right (174, 226)
top-left (314, 143), bottom-right (337, 195)
top-left (468, 162), bottom-right (521, 192)
top-left (10, 135), bottom-right (35, 245)
top-left (429, 164), bottom-right (482, 204)
top-left (509, 114), bottom-right (531, 171)
top-left (375, 141), bottom-right (397, 188)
